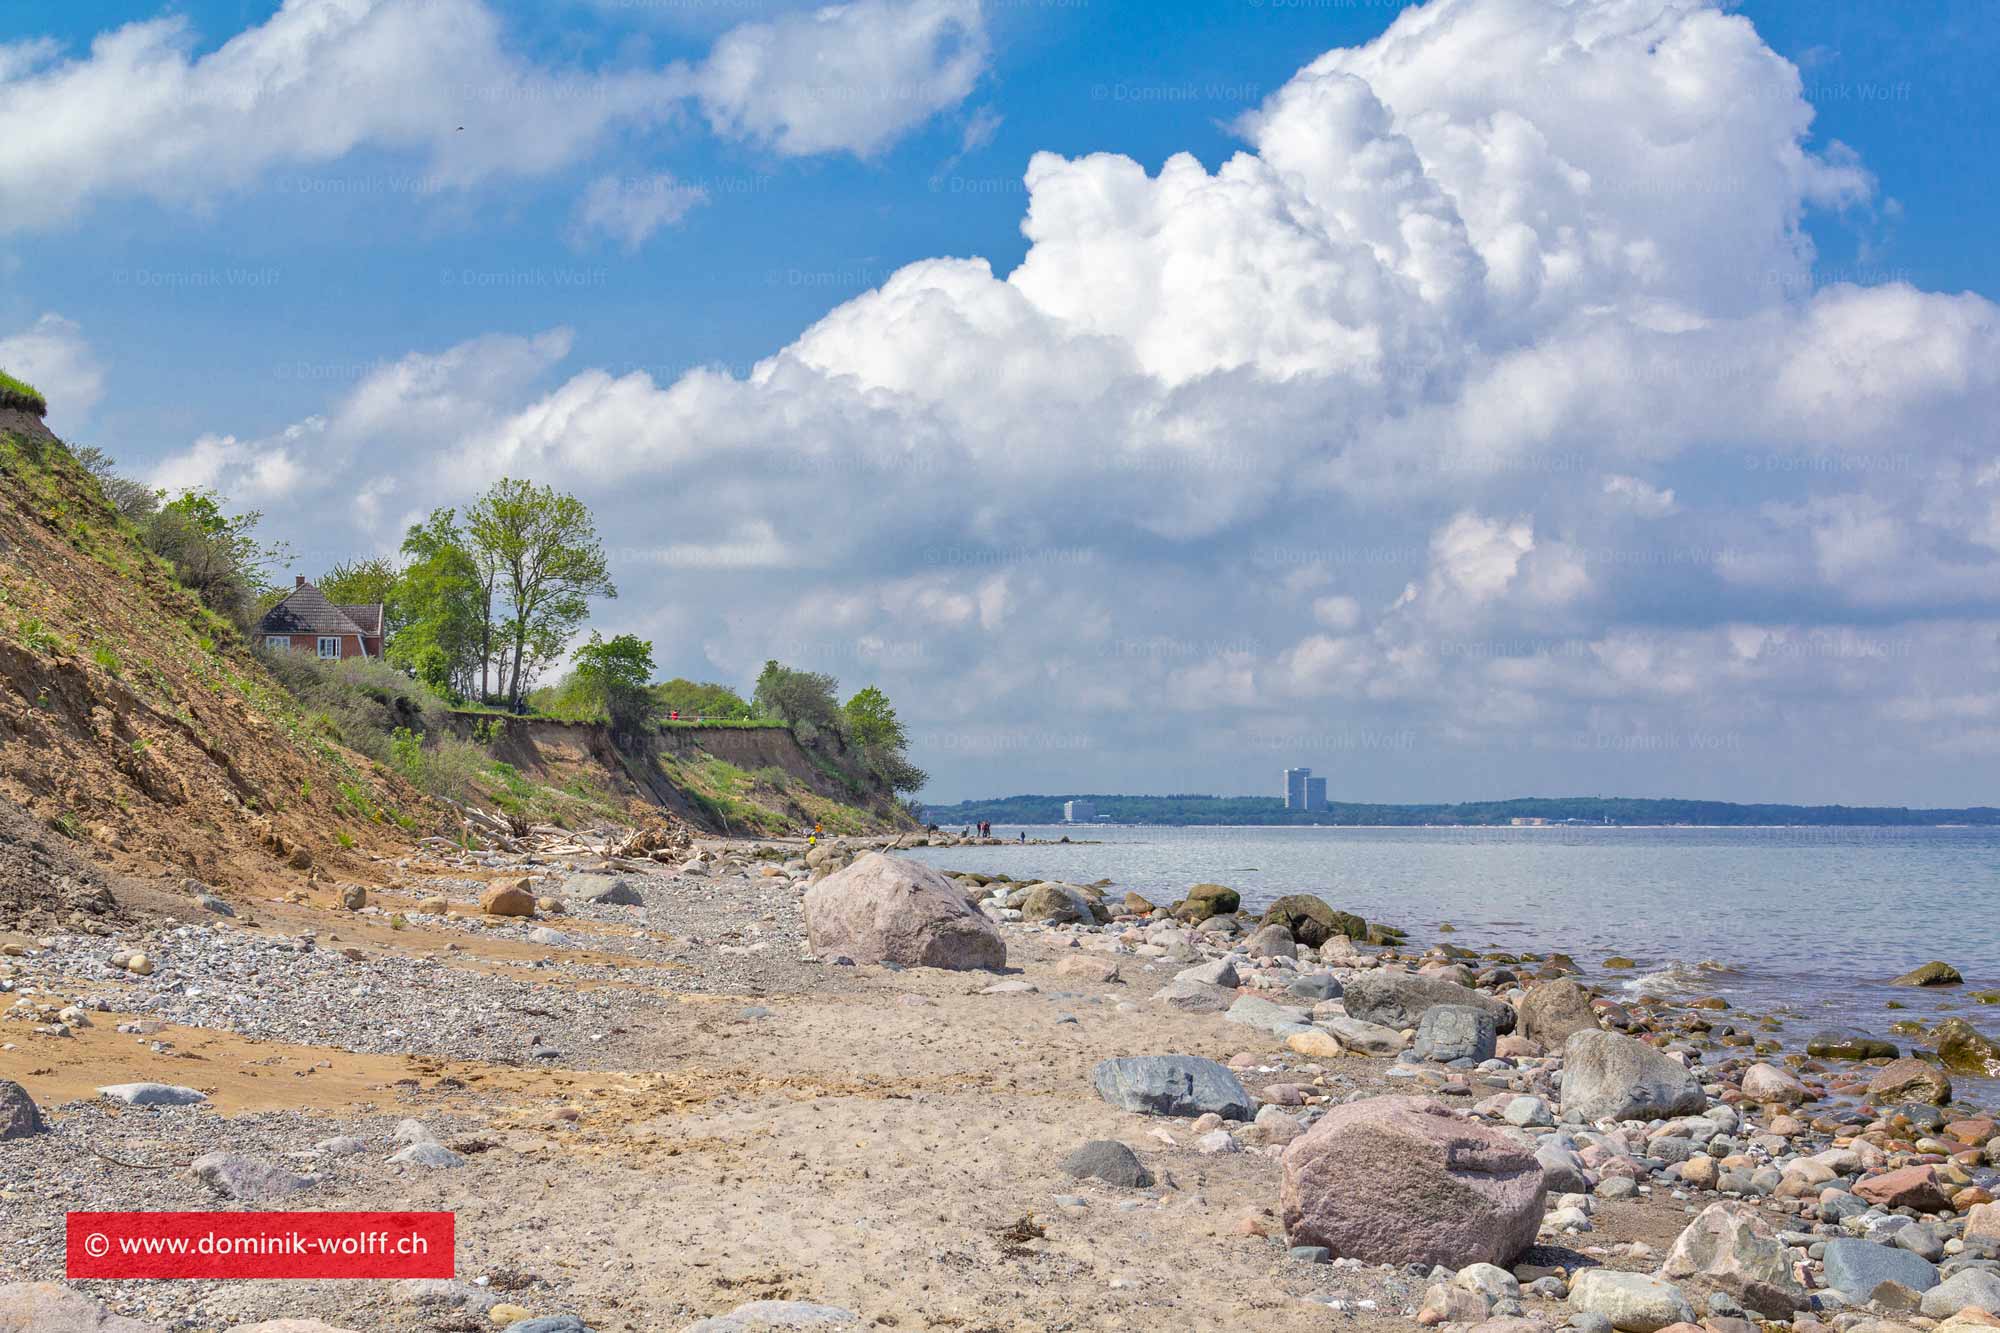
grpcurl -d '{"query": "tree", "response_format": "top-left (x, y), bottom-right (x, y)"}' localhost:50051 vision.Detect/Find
top-left (387, 509), bottom-right (486, 701)
top-left (69, 445), bottom-right (159, 523)
top-left (843, 686), bottom-right (907, 751)
top-left (753, 660), bottom-right (841, 730)
top-left (318, 558), bottom-right (400, 623)
top-left (844, 685), bottom-right (927, 793)
top-left (571, 633), bottom-right (656, 733)
top-left (465, 479), bottom-right (616, 712)
top-left (143, 490), bottom-right (289, 623)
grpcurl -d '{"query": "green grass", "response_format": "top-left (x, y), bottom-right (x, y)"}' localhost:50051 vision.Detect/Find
top-left (16, 616), bottom-right (60, 654)
top-left (91, 642), bottom-right (121, 675)
top-left (0, 370), bottom-right (46, 416)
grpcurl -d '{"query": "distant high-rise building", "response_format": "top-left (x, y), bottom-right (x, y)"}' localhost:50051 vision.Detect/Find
top-left (1283, 767), bottom-right (1310, 810)
top-left (1306, 776), bottom-right (1327, 812)
top-left (1062, 799), bottom-right (1096, 823)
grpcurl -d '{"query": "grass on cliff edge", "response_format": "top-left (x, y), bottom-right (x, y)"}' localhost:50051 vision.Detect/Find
top-left (0, 370), bottom-right (46, 415)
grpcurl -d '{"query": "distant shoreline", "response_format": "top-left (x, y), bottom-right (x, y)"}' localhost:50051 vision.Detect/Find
top-left (918, 793), bottom-right (2000, 828)
top-left (929, 821), bottom-right (1991, 832)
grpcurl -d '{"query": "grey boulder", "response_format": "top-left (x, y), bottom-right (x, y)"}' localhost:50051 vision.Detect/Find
top-left (1920, 1269), bottom-right (2000, 1318)
top-left (803, 853), bottom-right (1006, 970)
top-left (1150, 979), bottom-right (1236, 1013)
top-left (1092, 1055), bottom-right (1256, 1120)
top-left (0, 1281), bottom-right (167, 1331)
top-left (1412, 1005), bottom-right (1498, 1063)
top-left (1061, 1139), bottom-right (1154, 1189)
top-left (569, 874), bottom-right (644, 906)
top-left (1224, 995), bottom-right (1313, 1037)
top-left (1560, 1031), bottom-right (1706, 1122)
top-left (190, 1152), bottom-right (317, 1201)
top-left (1821, 1238), bottom-right (1939, 1298)
top-left (0, 1081), bottom-right (43, 1140)
top-left (388, 1142), bottom-right (466, 1169)
top-left (1659, 1202), bottom-right (1808, 1315)
top-left (681, 1302), bottom-right (859, 1331)
top-left (1319, 1015), bottom-right (1408, 1055)
top-left (1567, 1270), bottom-right (1696, 1333)
top-left (1343, 971), bottom-right (1515, 1033)
top-left (97, 1083), bottom-right (206, 1107)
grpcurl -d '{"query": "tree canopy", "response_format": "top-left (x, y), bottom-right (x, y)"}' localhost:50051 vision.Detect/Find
top-left (466, 478), bottom-right (616, 712)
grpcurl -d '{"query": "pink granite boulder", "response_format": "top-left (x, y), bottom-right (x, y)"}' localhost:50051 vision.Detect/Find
top-left (803, 853), bottom-right (1006, 970)
top-left (1280, 1095), bottom-right (1547, 1267)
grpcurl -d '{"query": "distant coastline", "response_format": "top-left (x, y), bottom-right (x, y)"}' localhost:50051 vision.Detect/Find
top-left (916, 793), bottom-right (2000, 827)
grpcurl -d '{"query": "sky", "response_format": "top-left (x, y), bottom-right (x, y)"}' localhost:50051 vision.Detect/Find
top-left (3, 0), bottom-right (1998, 807)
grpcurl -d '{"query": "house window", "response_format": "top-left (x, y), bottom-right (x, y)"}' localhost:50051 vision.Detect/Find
top-left (317, 637), bottom-right (342, 659)
top-left (265, 636), bottom-right (289, 651)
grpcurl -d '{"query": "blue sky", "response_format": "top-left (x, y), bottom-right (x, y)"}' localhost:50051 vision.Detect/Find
top-left (4, 0), bottom-right (1999, 804)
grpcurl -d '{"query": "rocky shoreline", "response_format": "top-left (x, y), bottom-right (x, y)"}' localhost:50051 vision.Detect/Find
top-left (1, 830), bottom-right (1996, 1331)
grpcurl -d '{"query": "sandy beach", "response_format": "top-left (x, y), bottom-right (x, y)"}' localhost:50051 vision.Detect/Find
top-left (3, 831), bottom-right (1997, 1333)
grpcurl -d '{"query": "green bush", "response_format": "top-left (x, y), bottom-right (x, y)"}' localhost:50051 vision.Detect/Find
top-left (260, 651), bottom-right (452, 772)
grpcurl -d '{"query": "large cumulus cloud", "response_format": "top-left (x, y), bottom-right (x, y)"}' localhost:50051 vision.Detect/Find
top-left (146, 0), bottom-right (2000, 802)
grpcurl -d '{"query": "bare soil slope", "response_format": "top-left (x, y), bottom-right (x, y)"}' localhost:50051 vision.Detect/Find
top-left (0, 415), bottom-right (443, 911)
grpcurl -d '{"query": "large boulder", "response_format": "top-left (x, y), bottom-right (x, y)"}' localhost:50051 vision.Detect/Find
top-left (190, 1152), bottom-right (317, 1201)
top-left (1224, 995), bottom-right (1312, 1037)
top-left (480, 883), bottom-right (536, 917)
top-left (0, 1282), bottom-right (166, 1331)
top-left (1092, 1056), bottom-right (1255, 1120)
top-left (0, 1081), bottom-right (43, 1140)
top-left (1279, 1096), bottom-right (1546, 1268)
top-left (1244, 923), bottom-right (1298, 959)
top-left (1920, 1270), bottom-right (2000, 1319)
top-left (681, 1302), bottom-right (858, 1331)
top-left (1935, 1019), bottom-right (2000, 1076)
top-left (1867, 1058), bottom-right (1952, 1106)
top-left (1893, 961), bottom-right (1964, 987)
top-left (1019, 882), bottom-right (1097, 925)
top-left (1853, 1165), bottom-right (1952, 1211)
top-left (1821, 1238), bottom-right (1939, 1298)
top-left (1260, 895), bottom-right (1366, 948)
top-left (1412, 1005), bottom-right (1498, 1063)
top-left (1518, 979), bottom-right (1600, 1043)
top-left (1344, 971), bottom-right (1515, 1034)
top-left (1173, 884), bottom-right (1240, 922)
top-left (1741, 1063), bottom-right (1811, 1106)
top-left (1660, 1203), bottom-right (1808, 1316)
top-left (1150, 979), bottom-right (1236, 1013)
top-left (1320, 1015), bottom-right (1408, 1055)
top-left (803, 853), bottom-right (1005, 970)
top-left (1561, 1031), bottom-right (1706, 1122)
top-left (568, 873), bottom-right (645, 906)
top-left (1567, 1271), bottom-right (1696, 1333)
top-left (1062, 1140), bottom-right (1153, 1189)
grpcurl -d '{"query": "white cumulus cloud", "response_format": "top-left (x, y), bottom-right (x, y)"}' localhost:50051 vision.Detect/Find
top-left (121, 0), bottom-right (2000, 801)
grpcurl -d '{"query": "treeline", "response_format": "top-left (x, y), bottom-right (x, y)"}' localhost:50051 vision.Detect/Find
top-left (918, 794), bottom-right (2000, 827)
top-left (73, 444), bottom-right (925, 795)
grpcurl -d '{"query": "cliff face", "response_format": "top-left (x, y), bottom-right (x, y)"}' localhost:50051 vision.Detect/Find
top-left (0, 416), bottom-right (440, 919)
top-left (462, 716), bottom-right (913, 837)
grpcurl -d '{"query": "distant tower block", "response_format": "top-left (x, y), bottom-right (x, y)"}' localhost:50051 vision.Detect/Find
top-left (1306, 776), bottom-right (1327, 812)
top-left (1284, 767), bottom-right (1310, 810)
top-left (1062, 799), bottom-right (1096, 823)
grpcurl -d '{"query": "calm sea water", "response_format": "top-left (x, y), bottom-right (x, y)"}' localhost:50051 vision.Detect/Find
top-left (905, 824), bottom-right (2000, 1083)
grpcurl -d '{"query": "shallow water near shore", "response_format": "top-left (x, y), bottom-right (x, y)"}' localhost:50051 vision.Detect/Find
top-left (906, 823), bottom-right (2000, 1096)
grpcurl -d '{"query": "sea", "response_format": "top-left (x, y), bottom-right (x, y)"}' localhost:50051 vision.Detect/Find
top-left (904, 823), bottom-right (2000, 1094)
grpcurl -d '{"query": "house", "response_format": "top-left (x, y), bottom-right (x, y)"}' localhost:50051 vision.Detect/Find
top-left (257, 576), bottom-right (384, 660)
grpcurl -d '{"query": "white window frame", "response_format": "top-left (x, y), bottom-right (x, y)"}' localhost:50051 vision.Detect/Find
top-left (316, 636), bottom-right (342, 659)
top-left (265, 635), bottom-right (289, 651)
